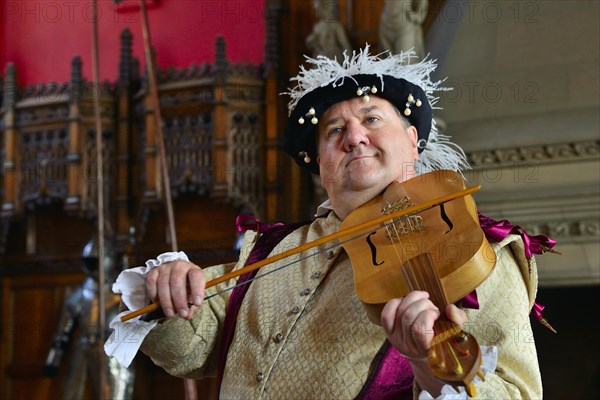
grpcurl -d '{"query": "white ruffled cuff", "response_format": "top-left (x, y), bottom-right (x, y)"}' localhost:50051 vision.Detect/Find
top-left (104, 251), bottom-right (189, 367)
top-left (418, 345), bottom-right (498, 400)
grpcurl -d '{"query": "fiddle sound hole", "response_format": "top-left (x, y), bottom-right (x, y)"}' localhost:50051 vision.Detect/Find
top-left (439, 203), bottom-right (454, 234)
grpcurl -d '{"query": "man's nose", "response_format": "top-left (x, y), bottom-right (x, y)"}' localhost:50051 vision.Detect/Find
top-left (344, 122), bottom-right (369, 151)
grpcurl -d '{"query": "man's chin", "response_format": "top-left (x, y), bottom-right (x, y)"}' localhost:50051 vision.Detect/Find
top-left (344, 174), bottom-right (388, 193)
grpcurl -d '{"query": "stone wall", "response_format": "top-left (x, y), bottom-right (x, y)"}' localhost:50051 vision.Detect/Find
top-left (428, 0), bottom-right (599, 286)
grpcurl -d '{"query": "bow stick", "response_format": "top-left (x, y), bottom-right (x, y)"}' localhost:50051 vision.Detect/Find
top-left (121, 185), bottom-right (481, 322)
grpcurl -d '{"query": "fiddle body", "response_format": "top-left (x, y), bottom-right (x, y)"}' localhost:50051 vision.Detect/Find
top-left (340, 170), bottom-right (496, 396)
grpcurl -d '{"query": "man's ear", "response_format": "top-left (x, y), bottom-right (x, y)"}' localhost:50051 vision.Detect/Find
top-left (407, 125), bottom-right (419, 160)
top-left (316, 156), bottom-right (326, 189)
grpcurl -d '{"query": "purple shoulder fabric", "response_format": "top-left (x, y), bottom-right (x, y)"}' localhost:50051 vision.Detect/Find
top-left (478, 212), bottom-right (557, 258)
top-left (355, 341), bottom-right (414, 400)
top-left (478, 212), bottom-right (558, 332)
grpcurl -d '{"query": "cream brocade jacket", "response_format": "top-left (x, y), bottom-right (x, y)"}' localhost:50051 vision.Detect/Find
top-left (140, 211), bottom-right (543, 399)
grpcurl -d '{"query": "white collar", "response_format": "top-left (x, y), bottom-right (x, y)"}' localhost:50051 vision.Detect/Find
top-left (315, 198), bottom-right (334, 218)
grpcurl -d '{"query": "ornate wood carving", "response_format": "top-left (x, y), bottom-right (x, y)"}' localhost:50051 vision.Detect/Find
top-left (163, 112), bottom-right (213, 196)
top-left (229, 110), bottom-right (264, 215)
top-left (0, 57), bottom-right (116, 221)
top-left (136, 35), bottom-right (267, 222)
top-left (19, 129), bottom-right (69, 206)
top-left (516, 219), bottom-right (599, 241)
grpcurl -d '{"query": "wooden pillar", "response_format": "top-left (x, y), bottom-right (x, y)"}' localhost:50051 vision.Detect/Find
top-left (1, 64), bottom-right (17, 217)
top-left (115, 29), bottom-right (135, 245)
top-left (264, 73), bottom-right (279, 222)
top-left (65, 57), bottom-right (84, 212)
top-left (143, 62), bottom-right (159, 202)
top-left (212, 36), bottom-right (230, 199)
top-left (264, 1), bottom-right (283, 222)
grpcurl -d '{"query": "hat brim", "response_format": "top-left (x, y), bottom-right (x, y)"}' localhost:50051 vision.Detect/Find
top-left (283, 74), bottom-right (432, 174)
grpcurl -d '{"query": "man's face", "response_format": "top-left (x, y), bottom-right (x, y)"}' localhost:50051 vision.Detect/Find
top-left (316, 96), bottom-right (419, 206)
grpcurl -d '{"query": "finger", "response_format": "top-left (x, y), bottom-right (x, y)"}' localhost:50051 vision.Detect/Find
top-left (187, 304), bottom-right (201, 320)
top-left (146, 268), bottom-right (160, 303)
top-left (446, 304), bottom-right (467, 327)
top-left (381, 293), bottom-right (433, 342)
top-left (400, 296), bottom-right (438, 330)
top-left (398, 296), bottom-right (439, 354)
top-left (410, 308), bottom-right (439, 352)
top-left (170, 263), bottom-right (192, 318)
top-left (381, 298), bottom-right (403, 334)
top-left (188, 267), bottom-right (206, 307)
top-left (395, 290), bottom-right (430, 317)
top-left (185, 267), bottom-right (205, 320)
top-left (155, 265), bottom-right (175, 318)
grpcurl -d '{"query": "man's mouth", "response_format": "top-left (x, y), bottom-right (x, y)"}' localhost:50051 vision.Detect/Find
top-left (346, 154), bottom-right (373, 167)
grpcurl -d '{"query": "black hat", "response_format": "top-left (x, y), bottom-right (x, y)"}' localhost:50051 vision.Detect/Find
top-left (282, 46), bottom-right (468, 175)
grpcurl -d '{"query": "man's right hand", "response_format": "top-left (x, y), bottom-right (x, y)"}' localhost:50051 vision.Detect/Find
top-left (145, 260), bottom-right (206, 320)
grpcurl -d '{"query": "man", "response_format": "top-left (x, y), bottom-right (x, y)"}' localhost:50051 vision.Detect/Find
top-left (107, 47), bottom-right (545, 399)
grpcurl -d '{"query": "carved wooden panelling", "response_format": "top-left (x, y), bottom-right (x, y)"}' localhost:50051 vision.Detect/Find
top-left (164, 113), bottom-right (213, 196)
top-left (1, 57), bottom-right (117, 221)
top-left (0, 6), bottom-right (310, 398)
top-left (83, 129), bottom-right (115, 219)
top-left (229, 111), bottom-right (263, 216)
top-left (20, 129), bottom-right (69, 206)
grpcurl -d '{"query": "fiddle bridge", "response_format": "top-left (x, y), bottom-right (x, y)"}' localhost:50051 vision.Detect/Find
top-left (382, 196), bottom-right (424, 242)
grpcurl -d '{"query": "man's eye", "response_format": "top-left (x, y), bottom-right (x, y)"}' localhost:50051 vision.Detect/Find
top-left (328, 127), bottom-right (343, 136)
top-left (365, 116), bottom-right (379, 124)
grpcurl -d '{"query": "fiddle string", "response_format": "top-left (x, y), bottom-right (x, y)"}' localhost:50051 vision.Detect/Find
top-left (403, 215), bottom-right (446, 339)
top-left (207, 204), bottom-right (458, 305)
top-left (203, 214), bottom-right (416, 304)
top-left (201, 240), bottom-right (338, 302)
top-left (125, 211), bottom-right (432, 322)
top-left (386, 213), bottom-right (434, 355)
top-left (387, 212), bottom-right (449, 367)
top-left (406, 221), bottom-right (450, 367)
top-left (385, 208), bottom-right (409, 284)
top-left (387, 208), bottom-right (456, 370)
top-left (409, 207), bottom-right (463, 373)
top-left (417, 212), bottom-right (449, 314)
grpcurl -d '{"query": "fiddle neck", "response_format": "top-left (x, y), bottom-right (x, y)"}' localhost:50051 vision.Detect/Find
top-left (400, 252), bottom-right (459, 342)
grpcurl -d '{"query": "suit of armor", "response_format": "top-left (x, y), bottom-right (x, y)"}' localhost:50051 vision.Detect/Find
top-left (45, 239), bottom-right (135, 400)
